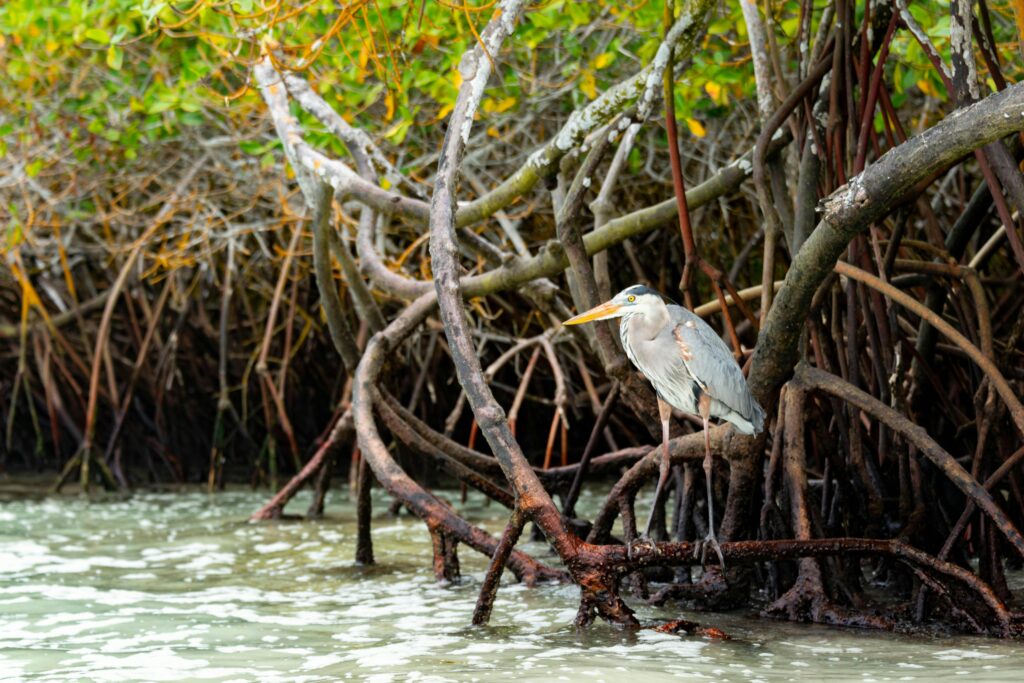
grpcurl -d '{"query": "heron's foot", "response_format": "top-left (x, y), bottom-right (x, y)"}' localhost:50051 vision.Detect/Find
top-left (696, 532), bottom-right (725, 568)
top-left (627, 535), bottom-right (658, 561)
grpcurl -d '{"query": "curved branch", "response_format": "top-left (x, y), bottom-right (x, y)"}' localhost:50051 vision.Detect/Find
top-left (282, 70), bottom-right (425, 197)
top-left (250, 410), bottom-right (353, 521)
top-left (375, 391), bottom-right (515, 508)
top-left (351, 292), bottom-right (565, 584)
top-left (458, 142), bottom-right (778, 299)
top-left (311, 183), bottom-right (360, 371)
top-left (427, 0), bottom-right (578, 555)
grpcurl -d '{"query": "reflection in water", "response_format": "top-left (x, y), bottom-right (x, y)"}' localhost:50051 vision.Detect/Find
top-left (1, 489), bottom-right (1023, 681)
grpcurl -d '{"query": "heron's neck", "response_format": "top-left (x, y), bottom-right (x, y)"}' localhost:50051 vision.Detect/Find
top-left (622, 300), bottom-right (669, 340)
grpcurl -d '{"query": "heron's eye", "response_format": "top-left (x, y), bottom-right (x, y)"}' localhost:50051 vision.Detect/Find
top-left (627, 295), bottom-right (636, 303)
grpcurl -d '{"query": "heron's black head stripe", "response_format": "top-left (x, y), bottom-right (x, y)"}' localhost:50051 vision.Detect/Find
top-left (621, 284), bottom-right (678, 305)
top-left (622, 284), bottom-right (658, 297)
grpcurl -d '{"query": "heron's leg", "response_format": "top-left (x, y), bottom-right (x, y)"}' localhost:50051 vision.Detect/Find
top-left (698, 394), bottom-right (725, 567)
top-left (641, 397), bottom-right (673, 539)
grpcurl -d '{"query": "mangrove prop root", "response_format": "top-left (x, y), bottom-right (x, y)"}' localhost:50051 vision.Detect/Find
top-left (355, 452), bottom-right (375, 565)
top-left (249, 411), bottom-right (352, 521)
top-left (472, 506), bottom-right (528, 626)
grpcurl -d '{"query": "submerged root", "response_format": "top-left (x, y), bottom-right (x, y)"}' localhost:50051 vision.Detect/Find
top-left (575, 570), bottom-right (640, 629)
top-left (761, 558), bottom-right (892, 630)
top-left (648, 565), bottom-right (747, 610)
top-left (653, 618), bottom-right (731, 639)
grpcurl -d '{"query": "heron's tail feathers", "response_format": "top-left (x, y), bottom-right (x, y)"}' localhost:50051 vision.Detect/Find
top-left (723, 399), bottom-right (767, 436)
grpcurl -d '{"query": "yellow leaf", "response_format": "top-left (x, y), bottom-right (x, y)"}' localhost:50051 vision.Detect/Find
top-left (380, 177), bottom-right (392, 190)
top-left (487, 126), bottom-right (500, 138)
top-left (686, 117), bottom-right (706, 138)
top-left (434, 102), bottom-right (454, 122)
top-left (384, 91), bottom-right (395, 121)
top-left (580, 69), bottom-right (597, 100)
top-left (384, 119), bottom-right (412, 142)
top-left (452, 67), bottom-right (463, 89)
top-left (494, 96), bottom-right (516, 113)
top-left (705, 81), bottom-right (724, 104)
top-left (917, 78), bottom-right (938, 98)
top-left (593, 52), bottom-right (614, 70)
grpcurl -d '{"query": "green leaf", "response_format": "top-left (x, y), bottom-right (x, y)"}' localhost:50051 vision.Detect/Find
top-left (140, 0), bottom-right (167, 24)
top-left (146, 92), bottom-right (177, 113)
top-left (383, 119), bottom-right (412, 144)
top-left (240, 140), bottom-right (273, 155)
top-left (25, 159), bottom-right (43, 177)
top-left (85, 27), bottom-right (111, 44)
top-left (565, 3), bottom-right (591, 27)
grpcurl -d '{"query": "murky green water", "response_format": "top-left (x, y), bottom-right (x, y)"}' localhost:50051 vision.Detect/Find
top-left (2, 487), bottom-right (1023, 682)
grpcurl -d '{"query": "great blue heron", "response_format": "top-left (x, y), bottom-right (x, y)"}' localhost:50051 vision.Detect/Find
top-left (564, 284), bottom-right (765, 563)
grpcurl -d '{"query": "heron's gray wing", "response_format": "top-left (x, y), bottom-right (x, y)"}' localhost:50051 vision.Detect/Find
top-left (666, 305), bottom-right (761, 423)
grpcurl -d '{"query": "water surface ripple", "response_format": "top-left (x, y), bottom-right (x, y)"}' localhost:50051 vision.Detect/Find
top-left (2, 489), bottom-right (1023, 681)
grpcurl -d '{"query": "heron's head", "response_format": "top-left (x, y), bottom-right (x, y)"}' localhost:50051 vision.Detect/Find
top-left (562, 285), bottom-right (666, 325)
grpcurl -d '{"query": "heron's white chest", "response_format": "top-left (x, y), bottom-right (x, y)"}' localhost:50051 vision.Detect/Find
top-left (619, 315), bottom-right (700, 414)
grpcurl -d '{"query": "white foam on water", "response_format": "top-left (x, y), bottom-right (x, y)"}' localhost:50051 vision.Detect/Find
top-left (69, 649), bottom-right (231, 681)
top-left (301, 653), bottom-right (344, 670)
top-left (254, 542), bottom-right (292, 554)
top-left (344, 635), bottom-right (462, 668)
top-left (4, 491), bottom-right (1024, 681)
top-left (932, 649), bottom-right (1004, 661)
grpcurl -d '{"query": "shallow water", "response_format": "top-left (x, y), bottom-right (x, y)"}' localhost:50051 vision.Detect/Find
top-left (2, 487), bottom-right (1023, 682)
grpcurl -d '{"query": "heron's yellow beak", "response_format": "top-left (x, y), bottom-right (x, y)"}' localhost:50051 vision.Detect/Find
top-left (562, 301), bottom-right (622, 326)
